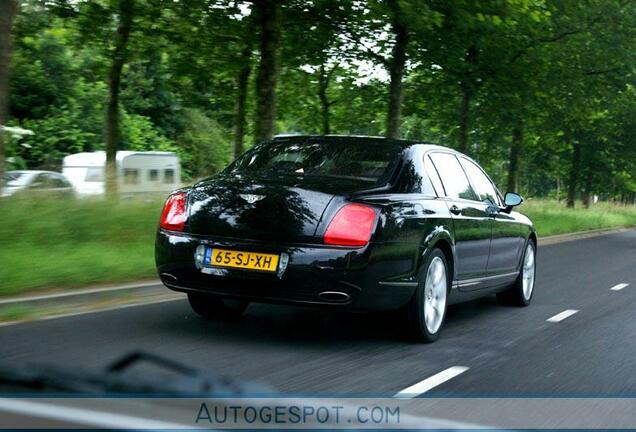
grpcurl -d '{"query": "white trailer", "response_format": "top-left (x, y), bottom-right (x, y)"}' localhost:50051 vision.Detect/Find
top-left (62, 151), bottom-right (181, 197)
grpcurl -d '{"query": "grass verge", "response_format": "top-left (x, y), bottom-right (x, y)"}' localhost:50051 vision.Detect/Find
top-left (0, 197), bottom-right (160, 296)
top-left (522, 199), bottom-right (636, 236)
top-left (0, 196), bottom-right (634, 297)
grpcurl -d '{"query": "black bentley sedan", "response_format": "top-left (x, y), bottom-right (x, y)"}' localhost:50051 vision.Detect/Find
top-left (156, 135), bottom-right (536, 342)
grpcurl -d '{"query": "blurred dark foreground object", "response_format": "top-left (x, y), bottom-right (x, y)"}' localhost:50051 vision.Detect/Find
top-left (0, 351), bottom-right (268, 395)
top-left (0, 352), bottom-right (483, 430)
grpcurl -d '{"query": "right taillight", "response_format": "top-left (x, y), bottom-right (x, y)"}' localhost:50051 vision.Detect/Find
top-left (324, 203), bottom-right (378, 247)
top-left (159, 191), bottom-right (187, 231)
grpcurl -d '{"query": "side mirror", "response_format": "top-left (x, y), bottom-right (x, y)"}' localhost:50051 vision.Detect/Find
top-left (504, 192), bottom-right (523, 211)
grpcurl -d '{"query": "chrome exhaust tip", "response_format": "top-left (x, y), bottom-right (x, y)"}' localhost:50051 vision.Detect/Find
top-left (160, 272), bottom-right (178, 282)
top-left (318, 291), bottom-right (351, 303)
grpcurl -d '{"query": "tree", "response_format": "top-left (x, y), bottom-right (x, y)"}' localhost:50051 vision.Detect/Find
top-left (229, 3), bottom-right (255, 159)
top-left (3, 0), bottom-right (636, 205)
top-left (104, 0), bottom-right (134, 198)
top-left (233, 44), bottom-right (252, 157)
top-left (344, 1), bottom-right (434, 139)
top-left (163, 0), bottom-right (254, 160)
top-left (384, 0), bottom-right (409, 139)
top-left (0, 0), bottom-right (18, 188)
top-left (253, 0), bottom-right (282, 143)
top-left (411, 1), bottom-right (551, 155)
top-left (280, 0), bottom-right (357, 136)
top-left (540, 0), bottom-right (636, 207)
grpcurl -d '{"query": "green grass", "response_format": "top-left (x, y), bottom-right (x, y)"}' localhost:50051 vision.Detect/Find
top-left (521, 199), bottom-right (636, 236)
top-left (0, 305), bottom-right (35, 322)
top-left (0, 196), bottom-right (634, 297)
top-left (0, 197), bottom-right (161, 296)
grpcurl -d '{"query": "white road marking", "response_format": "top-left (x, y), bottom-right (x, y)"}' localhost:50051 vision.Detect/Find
top-left (546, 309), bottom-right (579, 323)
top-left (0, 398), bottom-right (190, 429)
top-left (610, 283), bottom-right (629, 291)
top-left (394, 366), bottom-right (469, 399)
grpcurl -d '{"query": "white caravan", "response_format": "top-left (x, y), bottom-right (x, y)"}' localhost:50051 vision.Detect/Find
top-left (62, 151), bottom-right (181, 196)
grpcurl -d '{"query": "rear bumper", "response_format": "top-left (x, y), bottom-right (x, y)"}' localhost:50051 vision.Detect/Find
top-left (155, 230), bottom-right (418, 311)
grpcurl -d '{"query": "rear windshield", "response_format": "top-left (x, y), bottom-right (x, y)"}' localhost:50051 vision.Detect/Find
top-left (226, 139), bottom-right (402, 186)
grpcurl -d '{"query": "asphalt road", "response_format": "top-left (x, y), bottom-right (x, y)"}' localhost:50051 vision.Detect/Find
top-left (1, 230), bottom-right (635, 397)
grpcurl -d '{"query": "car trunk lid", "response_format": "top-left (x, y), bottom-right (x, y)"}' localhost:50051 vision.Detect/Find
top-left (186, 174), bottom-right (367, 243)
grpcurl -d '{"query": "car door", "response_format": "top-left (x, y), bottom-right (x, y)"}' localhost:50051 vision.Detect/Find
top-left (459, 157), bottom-right (523, 281)
top-left (427, 152), bottom-right (492, 285)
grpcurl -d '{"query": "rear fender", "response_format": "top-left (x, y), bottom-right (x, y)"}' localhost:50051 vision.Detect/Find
top-left (418, 226), bottom-right (457, 284)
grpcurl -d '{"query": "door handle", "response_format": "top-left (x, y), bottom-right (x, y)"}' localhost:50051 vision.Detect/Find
top-left (449, 205), bottom-right (462, 215)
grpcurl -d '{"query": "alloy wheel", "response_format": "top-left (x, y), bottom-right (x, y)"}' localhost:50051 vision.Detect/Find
top-left (424, 256), bottom-right (447, 334)
top-left (522, 243), bottom-right (535, 300)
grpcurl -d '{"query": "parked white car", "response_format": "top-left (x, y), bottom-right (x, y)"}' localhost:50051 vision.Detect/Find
top-left (2, 170), bottom-right (74, 198)
top-left (62, 151), bottom-right (181, 197)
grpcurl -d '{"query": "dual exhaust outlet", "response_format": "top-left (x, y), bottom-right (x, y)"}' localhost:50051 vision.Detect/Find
top-left (317, 291), bottom-right (350, 303)
top-left (162, 273), bottom-right (351, 303)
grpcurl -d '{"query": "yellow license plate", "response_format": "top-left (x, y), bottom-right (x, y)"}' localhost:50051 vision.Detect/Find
top-left (207, 248), bottom-right (279, 272)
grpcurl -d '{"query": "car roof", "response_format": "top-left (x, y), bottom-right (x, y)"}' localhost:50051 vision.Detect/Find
top-left (271, 134), bottom-right (462, 154)
top-left (272, 134), bottom-right (418, 147)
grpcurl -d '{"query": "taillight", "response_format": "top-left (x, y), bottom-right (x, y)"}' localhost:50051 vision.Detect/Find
top-left (159, 191), bottom-right (187, 231)
top-left (324, 203), bottom-right (378, 247)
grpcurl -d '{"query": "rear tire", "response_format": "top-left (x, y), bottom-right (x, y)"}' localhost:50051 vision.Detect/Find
top-left (187, 293), bottom-right (249, 319)
top-left (407, 248), bottom-right (450, 343)
top-left (497, 241), bottom-right (536, 307)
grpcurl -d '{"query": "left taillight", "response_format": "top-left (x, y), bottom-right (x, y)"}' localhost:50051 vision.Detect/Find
top-left (159, 191), bottom-right (187, 231)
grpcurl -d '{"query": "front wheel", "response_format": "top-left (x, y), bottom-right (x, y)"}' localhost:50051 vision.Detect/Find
top-left (407, 248), bottom-right (449, 343)
top-left (497, 241), bottom-right (536, 306)
top-left (187, 293), bottom-right (249, 320)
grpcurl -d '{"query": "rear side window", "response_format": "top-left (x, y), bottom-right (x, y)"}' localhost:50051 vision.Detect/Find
top-left (428, 153), bottom-right (477, 201)
top-left (424, 156), bottom-right (445, 197)
top-left (394, 156), bottom-right (437, 195)
top-left (460, 158), bottom-right (500, 206)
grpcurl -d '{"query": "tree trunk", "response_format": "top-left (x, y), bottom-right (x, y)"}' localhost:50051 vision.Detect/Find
top-left (0, 0), bottom-right (17, 190)
top-left (385, 0), bottom-right (408, 139)
top-left (457, 44), bottom-right (479, 154)
top-left (317, 64), bottom-right (332, 135)
top-left (253, 0), bottom-right (281, 143)
top-left (506, 120), bottom-right (523, 193)
top-left (566, 143), bottom-right (581, 208)
top-left (104, 0), bottom-right (134, 199)
top-left (582, 170), bottom-right (593, 208)
top-left (457, 84), bottom-right (472, 154)
top-left (233, 46), bottom-right (251, 159)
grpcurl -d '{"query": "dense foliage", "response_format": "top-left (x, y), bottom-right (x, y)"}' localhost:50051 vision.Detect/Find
top-left (2, 0), bottom-right (635, 205)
